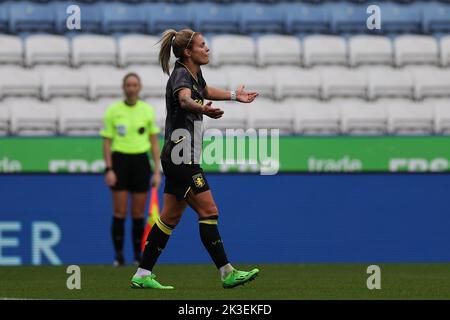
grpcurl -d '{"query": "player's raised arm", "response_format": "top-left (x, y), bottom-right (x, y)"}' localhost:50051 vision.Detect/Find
top-left (204, 85), bottom-right (259, 103)
top-left (178, 88), bottom-right (224, 119)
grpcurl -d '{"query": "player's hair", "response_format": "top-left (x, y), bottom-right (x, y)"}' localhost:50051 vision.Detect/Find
top-left (122, 72), bottom-right (141, 85)
top-left (158, 28), bottom-right (198, 75)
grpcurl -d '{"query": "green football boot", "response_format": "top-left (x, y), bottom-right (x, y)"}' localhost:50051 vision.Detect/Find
top-left (222, 268), bottom-right (259, 289)
top-left (130, 274), bottom-right (174, 290)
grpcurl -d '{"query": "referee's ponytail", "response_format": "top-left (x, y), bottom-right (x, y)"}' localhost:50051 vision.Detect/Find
top-left (158, 28), bottom-right (198, 75)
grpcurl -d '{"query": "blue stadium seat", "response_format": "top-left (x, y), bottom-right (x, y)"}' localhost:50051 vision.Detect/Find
top-left (0, 2), bottom-right (8, 33)
top-left (147, 4), bottom-right (194, 35)
top-left (422, 1), bottom-right (450, 34)
top-left (283, 3), bottom-right (330, 35)
top-left (9, 1), bottom-right (55, 33)
top-left (379, 2), bottom-right (422, 34)
top-left (54, 2), bottom-right (102, 34)
top-left (191, 3), bottom-right (239, 34)
top-left (237, 3), bottom-right (284, 34)
top-left (101, 3), bottom-right (147, 34)
top-left (330, 3), bottom-right (371, 34)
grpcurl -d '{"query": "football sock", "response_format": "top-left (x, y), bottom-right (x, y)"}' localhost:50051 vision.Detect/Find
top-left (199, 216), bottom-right (229, 269)
top-left (112, 217), bottom-right (125, 257)
top-left (132, 218), bottom-right (145, 259)
top-left (139, 217), bottom-right (174, 271)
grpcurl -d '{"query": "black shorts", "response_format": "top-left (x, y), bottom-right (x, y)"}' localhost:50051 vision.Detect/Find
top-left (111, 152), bottom-right (152, 193)
top-left (162, 161), bottom-right (210, 200)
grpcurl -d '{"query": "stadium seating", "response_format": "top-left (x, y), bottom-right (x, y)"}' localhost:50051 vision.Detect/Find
top-left (0, 66), bottom-right (41, 99)
top-left (101, 2), bottom-right (147, 34)
top-left (386, 99), bottom-right (435, 135)
top-left (71, 35), bottom-right (117, 66)
top-left (348, 35), bottom-right (394, 66)
top-left (256, 35), bottom-right (301, 66)
top-left (290, 99), bottom-right (341, 135)
top-left (320, 67), bottom-right (367, 100)
top-left (393, 35), bottom-right (439, 66)
top-left (339, 99), bottom-right (387, 135)
top-left (248, 98), bottom-right (294, 134)
top-left (433, 99), bottom-right (450, 134)
top-left (303, 35), bottom-right (347, 66)
top-left (8, 98), bottom-right (58, 136)
top-left (192, 3), bottom-right (239, 34)
top-left (210, 35), bottom-right (256, 66)
top-left (56, 99), bottom-right (107, 136)
top-left (41, 67), bottom-right (89, 100)
top-left (0, 0), bottom-right (449, 137)
top-left (367, 68), bottom-right (414, 100)
top-left (117, 35), bottom-right (160, 67)
top-left (9, 2), bottom-right (55, 34)
top-left (0, 35), bottom-right (23, 65)
top-left (273, 67), bottom-right (321, 100)
top-left (0, 104), bottom-right (9, 136)
top-left (25, 35), bottom-right (70, 67)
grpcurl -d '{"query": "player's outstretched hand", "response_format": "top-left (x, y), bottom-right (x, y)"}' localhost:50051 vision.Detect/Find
top-left (203, 101), bottom-right (224, 119)
top-left (236, 85), bottom-right (259, 103)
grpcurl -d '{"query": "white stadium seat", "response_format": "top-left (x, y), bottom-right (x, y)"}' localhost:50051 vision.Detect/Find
top-left (440, 36), bottom-right (450, 67)
top-left (210, 35), bottom-right (256, 67)
top-left (145, 98), bottom-right (166, 131)
top-left (25, 35), bottom-right (70, 67)
top-left (9, 99), bottom-right (57, 136)
top-left (87, 67), bottom-right (128, 100)
top-left (368, 69), bottom-right (414, 100)
top-left (118, 35), bottom-right (160, 67)
top-left (248, 98), bottom-right (294, 134)
top-left (127, 65), bottom-right (168, 98)
top-left (0, 104), bottom-right (9, 135)
top-left (273, 67), bottom-right (321, 100)
top-left (288, 98), bottom-right (340, 135)
top-left (201, 67), bottom-right (230, 90)
top-left (42, 67), bottom-right (89, 100)
top-left (256, 35), bottom-right (301, 67)
top-left (203, 100), bottom-right (249, 132)
top-left (55, 99), bottom-right (107, 136)
top-left (0, 66), bottom-right (41, 99)
top-left (394, 35), bottom-right (439, 67)
top-left (227, 67), bottom-right (276, 99)
top-left (320, 67), bottom-right (367, 99)
top-left (337, 99), bottom-right (387, 135)
top-left (412, 67), bottom-right (450, 99)
top-left (0, 35), bottom-right (23, 65)
top-left (72, 35), bottom-right (117, 67)
top-left (303, 35), bottom-right (347, 67)
top-left (385, 99), bottom-right (435, 135)
top-left (348, 35), bottom-right (393, 67)
top-left (433, 100), bottom-right (450, 134)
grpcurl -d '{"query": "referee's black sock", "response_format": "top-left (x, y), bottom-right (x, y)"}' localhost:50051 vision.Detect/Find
top-left (111, 217), bottom-right (125, 258)
top-left (139, 217), bottom-right (174, 271)
top-left (199, 216), bottom-right (229, 269)
top-left (132, 218), bottom-right (145, 260)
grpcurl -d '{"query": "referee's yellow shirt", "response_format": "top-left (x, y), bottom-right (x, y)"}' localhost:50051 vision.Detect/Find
top-left (100, 100), bottom-right (160, 154)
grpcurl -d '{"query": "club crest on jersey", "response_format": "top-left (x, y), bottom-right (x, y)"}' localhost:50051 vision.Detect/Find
top-left (192, 173), bottom-right (205, 188)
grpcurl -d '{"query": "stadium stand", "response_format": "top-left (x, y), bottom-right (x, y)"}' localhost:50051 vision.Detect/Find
top-left (0, 0), bottom-right (448, 136)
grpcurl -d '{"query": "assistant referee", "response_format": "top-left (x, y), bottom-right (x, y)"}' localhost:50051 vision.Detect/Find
top-left (100, 73), bottom-right (161, 266)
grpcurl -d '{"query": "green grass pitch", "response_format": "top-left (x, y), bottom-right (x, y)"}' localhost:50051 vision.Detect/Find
top-left (1, 264), bottom-right (450, 300)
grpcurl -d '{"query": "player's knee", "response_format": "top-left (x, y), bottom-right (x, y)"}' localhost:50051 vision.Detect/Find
top-left (131, 210), bottom-right (144, 219)
top-left (113, 211), bottom-right (126, 219)
top-left (198, 204), bottom-right (218, 218)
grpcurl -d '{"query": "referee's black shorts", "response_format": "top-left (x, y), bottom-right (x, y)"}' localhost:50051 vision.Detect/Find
top-left (162, 161), bottom-right (210, 201)
top-left (111, 152), bottom-right (152, 193)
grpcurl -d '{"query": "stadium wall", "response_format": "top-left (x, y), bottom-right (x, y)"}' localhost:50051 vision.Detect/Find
top-left (0, 173), bottom-right (449, 265)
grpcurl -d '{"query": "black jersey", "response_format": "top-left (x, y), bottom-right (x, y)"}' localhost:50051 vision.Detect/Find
top-left (161, 60), bottom-right (207, 164)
